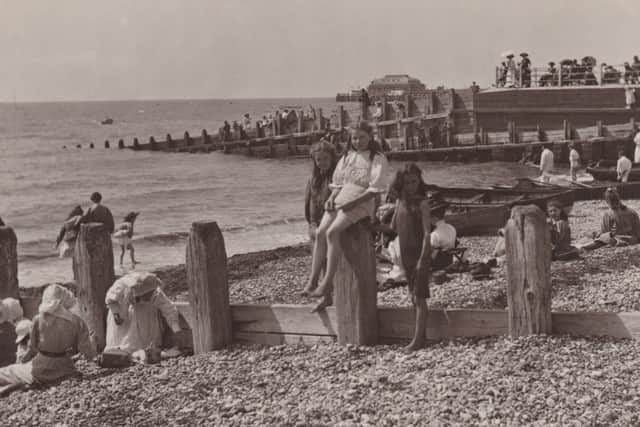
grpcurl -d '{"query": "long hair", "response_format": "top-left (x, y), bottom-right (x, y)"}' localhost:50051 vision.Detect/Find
top-left (388, 163), bottom-right (427, 202)
top-left (605, 187), bottom-right (626, 210)
top-left (343, 121), bottom-right (382, 161)
top-left (124, 211), bottom-right (139, 223)
top-left (67, 205), bottom-right (83, 220)
top-left (309, 140), bottom-right (338, 190)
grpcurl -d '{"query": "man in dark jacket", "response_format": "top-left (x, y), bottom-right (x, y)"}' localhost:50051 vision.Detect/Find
top-left (81, 192), bottom-right (115, 234)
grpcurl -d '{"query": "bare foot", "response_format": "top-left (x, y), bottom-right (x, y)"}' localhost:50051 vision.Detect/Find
top-left (300, 283), bottom-right (317, 297)
top-left (310, 282), bottom-right (328, 297)
top-left (311, 294), bottom-right (333, 313)
top-left (403, 338), bottom-right (426, 352)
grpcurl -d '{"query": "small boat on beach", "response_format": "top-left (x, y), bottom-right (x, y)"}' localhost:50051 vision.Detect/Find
top-left (426, 185), bottom-right (575, 236)
top-left (494, 176), bottom-right (640, 201)
top-left (101, 117), bottom-right (114, 125)
top-left (586, 160), bottom-right (640, 182)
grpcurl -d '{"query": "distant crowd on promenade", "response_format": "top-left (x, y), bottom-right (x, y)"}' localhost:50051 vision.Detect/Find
top-left (496, 52), bottom-right (640, 88)
top-left (219, 106), bottom-right (325, 142)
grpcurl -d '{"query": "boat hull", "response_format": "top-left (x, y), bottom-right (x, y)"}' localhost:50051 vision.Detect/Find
top-left (430, 185), bottom-right (575, 236)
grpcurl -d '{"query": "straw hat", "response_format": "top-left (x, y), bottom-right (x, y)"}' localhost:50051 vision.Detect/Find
top-left (15, 319), bottom-right (33, 344)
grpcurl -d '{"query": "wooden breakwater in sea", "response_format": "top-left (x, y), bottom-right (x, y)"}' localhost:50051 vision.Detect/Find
top-left (101, 89), bottom-right (640, 163)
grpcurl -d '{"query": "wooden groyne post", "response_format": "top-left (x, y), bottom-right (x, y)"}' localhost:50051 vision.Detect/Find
top-left (0, 226), bottom-right (18, 299)
top-left (74, 223), bottom-right (115, 351)
top-left (186, 221), bottom-right (232, 353)
top-left (504, 205), bottom-right (552, 337)
top-left (334, 222), bottom-right (378, 345)
top-left (0, 226), bottom-right (18, 367)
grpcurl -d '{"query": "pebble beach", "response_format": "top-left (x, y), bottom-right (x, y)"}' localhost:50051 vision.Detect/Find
top-left (7, 199), bottom-right (640, 425)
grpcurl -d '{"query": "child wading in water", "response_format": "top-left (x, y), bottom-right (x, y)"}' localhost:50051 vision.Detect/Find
top-left (389, 163), bottom-right (432, 351)
top-left (114, 211), bottom-right (140, 267)
top-left (306, 122), bottom-right (389, 311)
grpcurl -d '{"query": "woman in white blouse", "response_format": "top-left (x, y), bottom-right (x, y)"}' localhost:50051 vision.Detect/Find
top-left (307, 121), bottom-right (389, 311)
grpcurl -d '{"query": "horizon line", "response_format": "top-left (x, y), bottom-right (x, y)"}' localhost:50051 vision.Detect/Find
top-left (0, 94), bottom-right (346, 105)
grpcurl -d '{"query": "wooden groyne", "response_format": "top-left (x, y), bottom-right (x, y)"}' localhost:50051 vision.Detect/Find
top-left (98, 88), bottom-right (640, 163)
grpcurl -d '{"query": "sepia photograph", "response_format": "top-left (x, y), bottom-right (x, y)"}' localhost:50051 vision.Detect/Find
top-left (2, 0), bottom-right (640, 424)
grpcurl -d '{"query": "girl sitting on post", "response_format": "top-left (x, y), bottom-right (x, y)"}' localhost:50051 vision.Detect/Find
top-left (388, 163), bottom-right (432, 351)
top-left (306, 121), bottom-right (389, 311)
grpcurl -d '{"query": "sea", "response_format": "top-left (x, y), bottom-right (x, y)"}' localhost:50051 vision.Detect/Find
top-left (0, 98), bottom-right (540, 288)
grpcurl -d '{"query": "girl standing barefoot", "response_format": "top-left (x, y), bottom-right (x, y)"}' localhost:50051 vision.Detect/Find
top-left (301, 141), bottom-right (337, 296)
top-left (307, 122), bottom-right (389, 310)
top-left (389, 163), bottom-right (431, 351)
top-left (114, 211), bottom-right (140, 267)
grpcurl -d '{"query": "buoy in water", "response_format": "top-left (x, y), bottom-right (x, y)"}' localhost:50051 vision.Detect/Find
top-left (76, 144), bottom-right (81, 149)
top-left (89, 143), bottom-right (94, 149)
top-left (105, 140), bottom-right (110, 148)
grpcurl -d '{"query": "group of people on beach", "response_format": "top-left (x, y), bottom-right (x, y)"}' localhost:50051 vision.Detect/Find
top-left (55, 192), bottom-right (139, 267)
top-left (0, 268), bottom-right (184, 395)
top-left (303, 121), bottom-right (640, 351)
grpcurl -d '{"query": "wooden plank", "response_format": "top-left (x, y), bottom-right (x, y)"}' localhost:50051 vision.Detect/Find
top-left (234, 332), bottom-right (336, 346)
top-left (552, 312), bottom-right (640, 339)
top-left (20, 299), bottom-right (640, 342)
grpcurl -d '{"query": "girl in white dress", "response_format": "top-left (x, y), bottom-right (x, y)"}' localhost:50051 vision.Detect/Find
top-left (105, 272), bottom-right (181, 353)
top-left (307, 122), bottom-right (389, 310)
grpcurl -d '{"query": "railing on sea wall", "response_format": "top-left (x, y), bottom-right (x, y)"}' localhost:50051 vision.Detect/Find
top-left (495, 63), bottom-right (640, 88)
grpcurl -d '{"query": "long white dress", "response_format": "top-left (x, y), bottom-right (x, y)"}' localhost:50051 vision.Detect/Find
top-left (105, 277), bottom-right (181, 353)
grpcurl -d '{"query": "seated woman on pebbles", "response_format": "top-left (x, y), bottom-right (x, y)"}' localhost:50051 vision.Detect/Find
top-left (582, 188), bottom-right (640, 250)
top-left (105, 272), bottom-right (182, 354)
top-left (0, 284), bottom-right (96, 396)
top-left (305, 121), bottom-right (389, 312)
top-left (547, 199), bottom-right (579, 260)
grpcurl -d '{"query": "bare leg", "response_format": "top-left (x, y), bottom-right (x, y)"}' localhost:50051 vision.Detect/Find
top-left (119, 246), bottom-right (125, 266)
top-left (129, 244), bottom-right (138, 266)
top-left (303, 212), bottom-right (335, 295)
top-left (405, 298), bottom-right (427, 351)
top-left (312, 211), bottom-right (352, 297)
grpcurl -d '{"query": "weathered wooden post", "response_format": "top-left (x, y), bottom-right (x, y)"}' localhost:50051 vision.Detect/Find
top-left (504, 205), bottom-right (552, 337)
top-left (202, 129), bottom-right (211, 145)
top-left (104, 140), bottom-right (110, 148)
top-left (0, 226), bottom-right (18, 300)
top-left (563, 120), bottom-right (570, 140)
top-left (133, 138), bottom-right (140, 149)
top-left (297, 110), bottom-right (304, 133)
top-left (150, 136), bottom-right (158, 150)
top-left (166, 133), bottom-right (174, 149)
top-left (186, 221), bottom-right (232, 353)
top-left (184, 131), bottom-right (192, 146)
top-left (334, 223), bottom-right (378, 345)
top-left (317, 108), bottom-right (324, 131)
top-left (267, 139), bottom-right (276, 158)
top-left (0, 226), bottom-right (18, 367)
top-left (273, 111), bottom-right (280, 136)
top-left (74, 223), bottom-right (115, 351)
top-left (118, 139), bottom-right (125, 149)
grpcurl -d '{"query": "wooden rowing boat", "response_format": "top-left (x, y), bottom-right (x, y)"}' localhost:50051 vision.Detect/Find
top-left (426, 185), bottom-right (575, 236)
top-left (506, 176), bottom-right (640, 201)
top-left (586, 160), bottom-right (640, 182)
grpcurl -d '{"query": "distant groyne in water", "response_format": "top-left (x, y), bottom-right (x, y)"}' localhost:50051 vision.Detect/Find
top-left (91, 88), bottom-right (640, 163)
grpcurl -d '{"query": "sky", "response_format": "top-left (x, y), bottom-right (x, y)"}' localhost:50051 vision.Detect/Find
top-left (1, 0), bottom-right (639, 102)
